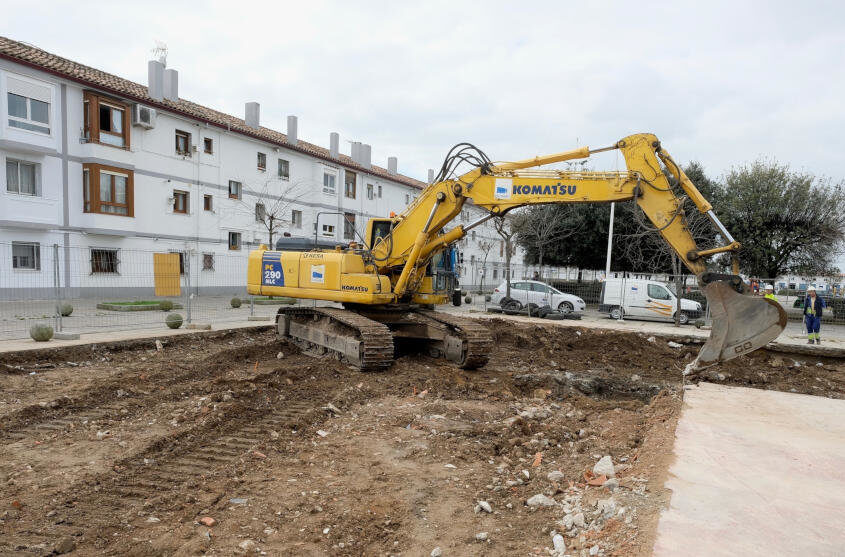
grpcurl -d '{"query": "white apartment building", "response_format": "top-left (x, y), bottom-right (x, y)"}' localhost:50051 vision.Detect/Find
top-left (0, 36), bottom-right (519, 298)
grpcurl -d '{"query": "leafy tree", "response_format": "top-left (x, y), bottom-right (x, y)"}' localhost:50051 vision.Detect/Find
top-left (716, 159), bottom-right (845, 278)
top-left (513, 205), bottom-right (581, 277)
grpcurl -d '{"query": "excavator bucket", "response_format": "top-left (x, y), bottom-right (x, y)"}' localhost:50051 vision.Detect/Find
top-left (694, 281), bottom-right (788, 369)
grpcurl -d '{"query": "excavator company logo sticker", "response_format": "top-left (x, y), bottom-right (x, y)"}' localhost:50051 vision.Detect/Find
top-left (494, 178), bottom-right (512, 199)
top-left (513, 184), bottom-right (577, 196)
top-left (261, 256), bottom-right (284, 286)
top-left (310, 264), bottom-right (325, 284)
top-left (342, 285), bottom-right (369, 293)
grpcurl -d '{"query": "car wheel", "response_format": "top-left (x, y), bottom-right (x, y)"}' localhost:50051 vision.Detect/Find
top-left (677, 312), bottom-right (690, 325)
top-left (610, 307), bottom-right (623, 320)
top-left (526, 303), bottom-right (540, 316)
top-left (557, 301), bottom-right (574, 314)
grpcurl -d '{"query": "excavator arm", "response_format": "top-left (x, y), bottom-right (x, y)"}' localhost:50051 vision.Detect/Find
top-left (372, 133), bottom-right (786, 367)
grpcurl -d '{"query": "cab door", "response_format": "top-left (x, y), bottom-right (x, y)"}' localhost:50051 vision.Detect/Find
top-left (643, 283), bottom-right (674, 320)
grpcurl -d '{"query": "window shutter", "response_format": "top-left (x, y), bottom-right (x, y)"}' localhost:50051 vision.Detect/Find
top-left (7, 77), bottom-right (51, 103)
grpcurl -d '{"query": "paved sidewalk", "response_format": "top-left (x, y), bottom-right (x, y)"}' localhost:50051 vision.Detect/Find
top-left (0, 319), bottom-right (273, 354)
top-left (652, 383), bottom-right (845, 556)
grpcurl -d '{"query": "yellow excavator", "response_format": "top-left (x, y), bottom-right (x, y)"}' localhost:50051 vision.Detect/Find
top-left (247, 133), bottom-right (786, 371)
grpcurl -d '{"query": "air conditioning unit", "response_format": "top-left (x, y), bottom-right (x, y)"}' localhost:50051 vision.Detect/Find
top-left (132, 105), bottom-right (156, 129)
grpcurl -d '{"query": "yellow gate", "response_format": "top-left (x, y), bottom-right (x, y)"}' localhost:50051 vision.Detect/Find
top-left (153, 253), bottom-right (181, 297)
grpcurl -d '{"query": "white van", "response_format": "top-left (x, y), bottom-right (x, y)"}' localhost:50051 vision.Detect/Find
top-left (599, 278), bottom-right (703, 324)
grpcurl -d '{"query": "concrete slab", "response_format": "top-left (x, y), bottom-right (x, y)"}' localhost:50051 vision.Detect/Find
top-left (653, 383), bottom-right (845, 556)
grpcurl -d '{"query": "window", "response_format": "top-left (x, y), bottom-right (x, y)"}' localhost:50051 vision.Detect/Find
top-left (278, 159), bottom-right (289, 180)
top-left (366, 183), bottom-right (374, 200)
top-left (228, 232), bottom-right (242, 250)
top-left (170, 251), bottom-right (186, 275)
top-left (471, 231), bottom-right (476, 241)
top-left (175, 130), bottom-right (191, 156)
top-left (321, 224), bottom-right (335, 237)
top-left (203, 194), bottom-right (213, 211)
top-left (257, 152), bottom-right (267, 171)
top-left (344, 212), bottom-right (355, 240)
top-left (647, 284), bottom-right (672, 300)
top-left (203, 137), bottom-right (213, 154)
top-left (255, 202), bottom-right (266, 223)
top-left (493, 269), bottom-right (498, 279)
top-left (531, 283), bottom-right (550, 293)
top-left (11, 242), bottom-right (40, 270)
top-left (173, 190), bottom-right (189, 214)
top-left (7, 87), bottom-right (50, 135)
top-left (83, 92), bottom-right (129, 148)
top-left (292, 209), bottom-right (302, 229)
top-left (228, 180), bottom-right (242, 200)
top-left (202, 253), bottom-right (215, 271)
top-left (82, 163), bottom-right (133, 216)
top-left (345, 171), bottom-right (356, 199)
top-left (405, 194), bottom-right (410, 204)
top-left (91, 248), bottom-right (119, 273)
top-left (470, 255), bottom-right (476, 265)
top-left (5, 159), bottom-right (39, 196)
top-left (323, 172), bottom-right (336, 195)
top-left (377, 185), bottom-right (382, 199)
top-left (461, 211), bottom-right (468, 222)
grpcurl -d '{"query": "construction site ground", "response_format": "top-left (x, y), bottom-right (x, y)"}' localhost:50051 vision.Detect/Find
top-left (1, 318), bottom-right (844, 556)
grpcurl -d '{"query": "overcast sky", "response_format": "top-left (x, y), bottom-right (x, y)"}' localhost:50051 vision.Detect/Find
top-left (4, 1), bottom-right (845, 265)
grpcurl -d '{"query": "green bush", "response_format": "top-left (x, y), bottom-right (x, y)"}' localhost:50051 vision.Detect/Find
top-left (158, 300), bottom-right (174, 311)
top-left (58, 303), bottom-right (73, 317)
top-left (165, 313), bottom-right (183, 329)
top-left (464, 295), bottom-right (472, 304)
top-left (30, 324), bottom-right (54, 341)
top-left (694, 319), bottom-right (705, 329)
top-left (230, 297), bottom-right (242, 308)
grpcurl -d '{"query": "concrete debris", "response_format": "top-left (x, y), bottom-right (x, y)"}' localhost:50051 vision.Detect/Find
top-left (430, 548), bottom-right (443, 557)
top-left (526, 494), bottom-right (556, 508)
top-left (552, 532), bottom-right (566, 554)
top-left (146, 516), bottom-right (161, 523)
top-left (476, 500), bottom-right (493, 513)
top-left (444, 463), bottom-right (457, 469)
top-left (475, 532), bottom-right (489, 541)
top-left (324, 403), bottom-right (342, 415)
top-left (96, 430), bottom-right (109, 440)
top-left (593, 455), bottom-right (615, 478)
top-left (630, 374), bottom-right (641, 382)
top-left (238, 540), bottom-right (256, 552)
top-left (155, 339), bottom-right (163, 352)
top-left (229, 497), bottom-right (248, 505)
top-left (646, 336), bottom-right (656, 343)
top-left (598, 497), bottom-right (616, 518)
top-left (667, 341), bottom-right (684, 348)
top-left (573, 512), bottom-right (586, 528)
top-left (590, 544), bottom-right (600, 555)
top-left (316, 430), bottom-right (329, 437)
top-left (603, 478), bottom-right (619, 491)
top-left (199, 516), bottom-right (216, 527)
top-left (562, 514), bottom-right (574, 530)
top-left (547, 470), bottom-right (565, 482)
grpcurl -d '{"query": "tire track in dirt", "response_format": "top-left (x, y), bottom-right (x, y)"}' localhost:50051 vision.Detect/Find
top-left (0, 359), bottom-right (351, 555)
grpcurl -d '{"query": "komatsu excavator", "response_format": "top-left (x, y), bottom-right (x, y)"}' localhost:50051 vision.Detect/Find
top-left (247, 133), bottom-right (786, 371)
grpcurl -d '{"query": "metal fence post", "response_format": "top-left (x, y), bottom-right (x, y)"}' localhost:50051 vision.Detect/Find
top-left (185, 251), bottom-right (192, 324)
top-left (250, 295), bottom-right (255, 317)
top-left (52, 243), bottom-right (63, 332)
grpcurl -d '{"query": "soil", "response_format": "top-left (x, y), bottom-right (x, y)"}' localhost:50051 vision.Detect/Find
top-left (0, 320), bottom-right (843, 556)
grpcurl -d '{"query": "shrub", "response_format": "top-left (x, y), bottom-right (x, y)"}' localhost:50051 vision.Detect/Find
top-left (464, 295), bottom-right (472, 304)
top-left (159, 300), bottom-right (174, 311)
top-left (230, 297), bottom-right (242, 308)
top-left (30, 324), bottom-right (54, 341)
top-left (694, 319), bottom-right (705, 329)
top-left (58, 303), bottom-right (73, 317)
top-left (485, 295), bottom-right (492, 302)
top-left (165, 313), bottom-right (183, 329)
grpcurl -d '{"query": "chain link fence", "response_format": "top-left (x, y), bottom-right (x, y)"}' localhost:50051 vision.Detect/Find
top-left (0, 241), bottom-right (307, 340)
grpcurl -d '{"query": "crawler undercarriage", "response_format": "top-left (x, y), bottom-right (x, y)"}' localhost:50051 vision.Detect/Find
top-left (276, 305), bottom-right (493, 371)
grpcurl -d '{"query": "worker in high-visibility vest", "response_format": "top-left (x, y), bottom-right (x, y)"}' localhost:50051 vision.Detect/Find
top-left (763, 284), bottom-right (777, 302)
top-left (804, 286), bottom-right (826, 345)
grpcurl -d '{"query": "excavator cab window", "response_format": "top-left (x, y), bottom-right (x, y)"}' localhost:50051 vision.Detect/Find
top-left (370, 219), bottom-right (394, 248)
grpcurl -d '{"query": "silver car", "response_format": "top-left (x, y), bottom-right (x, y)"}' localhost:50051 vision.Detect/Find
top-left (490, 280), bottom-right (586, 314)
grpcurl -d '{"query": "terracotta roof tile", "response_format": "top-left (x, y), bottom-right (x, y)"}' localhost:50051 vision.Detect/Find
top-left (0, 36), bottom-right (427, 190)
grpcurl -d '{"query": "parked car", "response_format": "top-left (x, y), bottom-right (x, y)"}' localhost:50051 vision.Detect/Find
top-left (599, 278), bottom-right (702, 324)
top-left (491, 280), bottom-right (586, 314)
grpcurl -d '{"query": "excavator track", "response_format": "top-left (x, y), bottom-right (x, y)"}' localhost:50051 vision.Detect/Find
top-left (418, 310), bottom-right (494, 369)
top-left (277, 307), bottom-right (394, 371)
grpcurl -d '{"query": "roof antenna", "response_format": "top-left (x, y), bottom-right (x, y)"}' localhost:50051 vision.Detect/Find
top-left (152, 41), bottom-right (168, 67)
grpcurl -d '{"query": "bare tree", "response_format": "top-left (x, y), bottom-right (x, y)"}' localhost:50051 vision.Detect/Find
top-left (493, 216), bottom-right (517, 298)
top-left (513, 205), bottom-right (581, 280)
top-left (237, 178), bottom-right (311, 247)
top-left (477, 238), bottom-right (495, 293)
